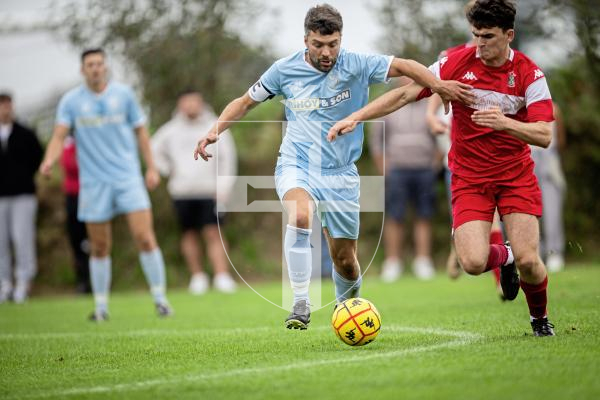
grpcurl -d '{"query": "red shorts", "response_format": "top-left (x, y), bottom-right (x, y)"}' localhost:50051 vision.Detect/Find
top-left (451, 163), bottom-right (542, 229)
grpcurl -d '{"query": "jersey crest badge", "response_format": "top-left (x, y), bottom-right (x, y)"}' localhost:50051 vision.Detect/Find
top-left (108, 96), bottom-right (120, 110)
top-left (327, 71), bottom-right (340, 90)
top-left (507, 71), bottom-right (516, 88)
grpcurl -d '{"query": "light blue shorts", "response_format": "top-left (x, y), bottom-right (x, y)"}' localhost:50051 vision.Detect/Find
top-left (78, 178), bottom-right (151, 222)
top-left (275, 158), bottom-right (360, 239)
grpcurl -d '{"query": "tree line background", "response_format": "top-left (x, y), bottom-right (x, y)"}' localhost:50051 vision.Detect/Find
top-left (30, 0), bottom-right (600, 291)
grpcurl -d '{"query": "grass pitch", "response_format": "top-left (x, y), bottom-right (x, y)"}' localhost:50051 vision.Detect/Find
top-left (1, 265), bottom-right (599, 400)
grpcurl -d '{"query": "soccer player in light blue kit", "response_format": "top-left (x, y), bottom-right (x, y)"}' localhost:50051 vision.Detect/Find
top-left (40, 48), bottom-right (173, 321)
top-left (195, 4), bottom-right (473, 329)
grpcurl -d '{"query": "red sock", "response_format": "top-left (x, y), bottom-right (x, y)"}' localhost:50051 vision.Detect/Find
top-left (492, 267), bottom-right (501, 285)
top-left (520, 276), bottom-right (548, 319)
top-left (489, 230), bottom-right (504, 283)
top-left (490, 230), bottom-right (503, 245)
top-left (485, 244), bottom-right (508, 272)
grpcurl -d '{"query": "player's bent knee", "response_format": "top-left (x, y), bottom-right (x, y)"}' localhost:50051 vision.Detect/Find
top-left (135, 233), bottom-right (157, 252)
top-left (515, 254), bottom-right (539, 274)
top-left (458, 255), bottom-right (486, 276)
top-left (331, 252), bottom-right (359, 279)
top-left (291, 212), bottom-right (311, 229)
top-left (89, 238), bottom-right (111, 258)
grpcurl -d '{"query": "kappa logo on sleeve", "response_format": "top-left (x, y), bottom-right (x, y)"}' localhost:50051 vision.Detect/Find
top-left (533, 69), bottom-right (545, 80)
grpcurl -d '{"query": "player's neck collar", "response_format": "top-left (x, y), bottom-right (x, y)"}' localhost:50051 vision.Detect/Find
top-left (85, 81), bottom-right (110, 96)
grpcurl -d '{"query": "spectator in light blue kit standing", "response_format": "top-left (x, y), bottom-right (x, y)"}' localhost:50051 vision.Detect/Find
top-left (40, 48), bottom-right (173, 321)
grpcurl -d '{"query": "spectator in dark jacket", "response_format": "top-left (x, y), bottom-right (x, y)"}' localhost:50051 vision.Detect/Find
top-left (0, 92), bottom-right (43, 303)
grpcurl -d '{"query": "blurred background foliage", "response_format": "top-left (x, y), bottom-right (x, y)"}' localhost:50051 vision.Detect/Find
top-left (51, 0), bottom-right (275, 128)
top-left (33, 0), bottom-right (599, 292)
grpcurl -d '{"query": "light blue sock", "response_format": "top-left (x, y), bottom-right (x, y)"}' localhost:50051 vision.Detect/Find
top-left (333, 269), bottom-right (362, 303)
top-left (284, 225), bottom-right (312, 304)
top-left (139, 248), bottom-right (168, 305)
top-left (90, 257), bottom-right (111, 313)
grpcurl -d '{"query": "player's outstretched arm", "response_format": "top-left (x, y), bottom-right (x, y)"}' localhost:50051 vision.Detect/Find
top-left (328, 82), bottom-right (424, 142)
top-left (39, 124), bottom-right (70, 177)
top-left (388, 58), bottom-right (474, 110)
top-left (194, 93), bottom-right (259, 161)
top-left (471, 108), bottom-right (552, 148)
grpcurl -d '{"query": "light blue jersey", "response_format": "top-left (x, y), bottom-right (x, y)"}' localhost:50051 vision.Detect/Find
top-left (56, 82), bottom-right (150, 222)
top-left (56, 82), bottom-right (146, 184)
top-left (249, 48), bottom-right (392, 170)
top-left (249, 49), bottom-right (392, 239)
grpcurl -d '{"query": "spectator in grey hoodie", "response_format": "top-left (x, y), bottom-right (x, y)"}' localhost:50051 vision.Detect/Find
top-left (152, 90), bottom-right (238, 294)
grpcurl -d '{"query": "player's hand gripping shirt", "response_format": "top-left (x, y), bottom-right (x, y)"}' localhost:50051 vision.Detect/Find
top-left (56, 82), bottom-right (146, 184)
top-left (248, 48), bottom-right (393, 170)
top-left (419, 47), bottom-right (554, 183)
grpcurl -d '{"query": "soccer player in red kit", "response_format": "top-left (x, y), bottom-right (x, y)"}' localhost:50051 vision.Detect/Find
top-left (428, 0), bottom-right (506, 296)
top-left (328, 0), bottom-right (555, 336)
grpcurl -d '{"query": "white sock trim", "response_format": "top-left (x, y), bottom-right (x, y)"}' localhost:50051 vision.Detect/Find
top-left (291, 280), bottom-right (310, 290)
top-left (530, 315), bottom-right (548, 322)
top-left (505, 245), bottom-right (514, 265)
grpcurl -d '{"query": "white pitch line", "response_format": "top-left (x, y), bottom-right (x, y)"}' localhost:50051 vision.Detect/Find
top-left (6, 325), bottom-right (483, 400)
top-left (0, 325), bottom-right (479, 341)
top-left (0, 327), bottom-right (274, 341)
top-left (385, 326), bottom-right (481, 339)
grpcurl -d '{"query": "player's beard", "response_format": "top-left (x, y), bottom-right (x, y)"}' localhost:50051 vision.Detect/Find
top-left (309, 54), bottom-right (337, 72)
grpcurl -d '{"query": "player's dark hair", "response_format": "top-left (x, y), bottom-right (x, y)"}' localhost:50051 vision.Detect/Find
top-left (464, 0), bottom-right (477, 16)
top-left (0, 92), bottom-right (12, 103)
top-left (304, 4), bottom-right (343, 35)
top-left (467, 0), bottom-right (516, 31)
top-left (81, 48), bottom-right (105, 63)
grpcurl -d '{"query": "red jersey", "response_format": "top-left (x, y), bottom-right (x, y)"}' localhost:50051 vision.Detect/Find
top-left (419, 46), bottom-right (554, 182)
top-left (60, 136), bottom-right (80, 195)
